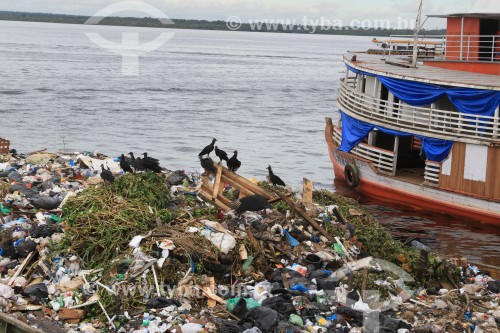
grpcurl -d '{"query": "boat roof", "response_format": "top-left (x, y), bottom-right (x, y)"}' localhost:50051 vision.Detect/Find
top-left (344, 54), bottom-right (500, 91)
top-left (428, 0), bottom-right (500, 18)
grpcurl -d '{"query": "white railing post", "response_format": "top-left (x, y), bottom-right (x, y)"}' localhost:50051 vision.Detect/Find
top-left (492, 36), bottom-right (495, 62)
top-left (460, 18), bottom-right (464, 61)
top-left (467, 35), bottom-right (470, 60)
top-left (392, 136), bottom-right (399, 176)
top-left (494, 106), bottom-right (499, 139)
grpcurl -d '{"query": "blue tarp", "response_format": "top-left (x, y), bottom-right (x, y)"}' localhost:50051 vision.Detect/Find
top-left (339, 111), bottom-right (454, 162)
top-left (346, 64), bottom-right (500, 117)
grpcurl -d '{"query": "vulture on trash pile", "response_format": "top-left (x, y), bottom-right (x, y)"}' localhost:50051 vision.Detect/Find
top-left (199, 156), bottom-right (216, 174)
top-left (140, 152), bottom-right (162, 173)
top-left (198, 138), bottom-right (217, 157)
top-left (214, 146), bottom-right (229, 163)
top-left (120, 154), bottom-right (133, 173)
top-left (227, 151), bottom-right (241, 172)
top-left (234, 194), bottom-right (272, 215)
top-left (128, 152), bottom-right (144, 171)
top-left (100, 164), bottom-right (115, 183)
top-left (267, 165), bottom-right (286, 186)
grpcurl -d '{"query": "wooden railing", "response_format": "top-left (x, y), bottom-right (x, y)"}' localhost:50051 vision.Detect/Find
top-left (338, 80), bottom-right (500, 144)
top-left (332, 126), bottom-right (396, 175)
top-left (424, 160), bottom-right (440, 187)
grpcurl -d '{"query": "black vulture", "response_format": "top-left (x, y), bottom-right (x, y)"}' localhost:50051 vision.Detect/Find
top-left (214, 146), bottom-right (229, 163)
top-left (198, 138), bottom-right (217, 157)
top-left (128, 152), bottom-right (144, 171)
top-left (267, 165), bottom-right (286, 186)
top-left (227, 151), bottom-right (241, 172)
top-left (120, 154), bottom-right (133, 173)
top-left (100, 165), bottom-right (115, 183)
top-left (234, 195), bottom-right (272, 215)
top-left (140, 153), bottom-right (162, 173)
top-left (199, 156), bottom-right (216, 174)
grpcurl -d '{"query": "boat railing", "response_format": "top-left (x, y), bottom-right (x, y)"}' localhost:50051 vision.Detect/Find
top-left (373, 34), bottom-right (500, 62)
top-left (338, 80), bottom-right (500, 143)
top-left (424, 160), bottom-right (440, 187)
top-left (332, 126), bottom-right (396, 175)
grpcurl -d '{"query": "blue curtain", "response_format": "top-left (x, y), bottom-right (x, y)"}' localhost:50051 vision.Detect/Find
top-left (345, 64), bottom-right (500, 117)
top-left (377, 76), bottom-right (444, 106)
top-left (339, 111), bottom-right (453, 162)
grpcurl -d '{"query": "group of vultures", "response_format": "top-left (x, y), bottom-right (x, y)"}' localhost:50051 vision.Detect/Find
top-left (99, 138), bottom-right (287, 214)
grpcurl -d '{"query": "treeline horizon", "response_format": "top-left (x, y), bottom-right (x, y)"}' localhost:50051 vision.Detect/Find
top-left (0, 11), bottom-right (447, 37)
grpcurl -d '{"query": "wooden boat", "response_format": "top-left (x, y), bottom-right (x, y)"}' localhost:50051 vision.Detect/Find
top-left (326, 2), bottom-right (500, 225)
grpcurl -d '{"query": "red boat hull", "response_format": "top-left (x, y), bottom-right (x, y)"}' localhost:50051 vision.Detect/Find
top-left (325, 118), bottom-right (500, 225)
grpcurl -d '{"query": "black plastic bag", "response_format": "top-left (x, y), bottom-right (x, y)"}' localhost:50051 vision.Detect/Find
top-left (337, 306), bottom-right (364, 325)
top-left (16, 239), bottom-right (37, 257)
top-left (218, 321), bottom-right (245, 333)
top-left (22, 283), bottom-right (49, 301)
top-left (10, 183), bottom-right (39, 198)
top-left (31, 224), bottom-right (62, 238)
top-left (487, 280), bottom-right (500, 293)
top-left (231, 297), bottom-right (249, 319)
top-left (29, 195), bottom-right (62, 210)
top-left (262, 294), bottom-right (296, 318)
top-left (245, 307), bottom-right (279, 333)
top-left (146, 297), bottom-right (180, 309)
top-left (1, 241), bottom-right (18, 259)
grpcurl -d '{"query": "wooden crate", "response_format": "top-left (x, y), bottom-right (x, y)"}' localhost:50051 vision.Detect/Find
top-left (0, 137), bottom-right (10, 155)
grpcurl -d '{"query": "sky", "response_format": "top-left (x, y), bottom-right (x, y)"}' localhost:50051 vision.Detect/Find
top-left (0, 0), bottom-right (476, 28)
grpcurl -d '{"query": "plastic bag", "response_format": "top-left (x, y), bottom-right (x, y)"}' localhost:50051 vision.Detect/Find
top-left (146, 297), bottom-right (180, 309)
top-left (242, 328), bottom-right (263, 333)
top-left (253, 281), bottom-right (273, 303)
top-left (245, 307), bottom-right (280, 333)
top-left (181, 323), bottom-right (204, 333)
top-left (261, 294), bottom-right (296, 318)
top-left (218, 321), bottom-right (246, 333)
top-left (22, 282), bottom-right (49, 302)
top-left (227, 298), bottom-right (261, 312)
top-left (200, 229), bottom-right (236, 254)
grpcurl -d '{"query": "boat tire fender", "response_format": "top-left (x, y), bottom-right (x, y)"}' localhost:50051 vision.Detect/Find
top-left (344, 163), bottom-right (360, 188)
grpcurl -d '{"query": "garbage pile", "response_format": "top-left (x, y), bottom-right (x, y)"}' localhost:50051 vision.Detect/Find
top-left (0, 149), bottom-right (498, 333)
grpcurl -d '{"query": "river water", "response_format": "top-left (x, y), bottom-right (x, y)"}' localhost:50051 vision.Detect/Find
top-left (0, 21), bottom-right (498, 266)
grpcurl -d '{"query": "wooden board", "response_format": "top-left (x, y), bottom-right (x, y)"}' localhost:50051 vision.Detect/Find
top-left (199, 162), bottom-right (277, 212)
top-left (439, 143), bottom-right (500, 200)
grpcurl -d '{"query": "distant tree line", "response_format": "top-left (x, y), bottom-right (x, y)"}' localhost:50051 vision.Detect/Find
top-left (0, 11), bottom-right (446, 37)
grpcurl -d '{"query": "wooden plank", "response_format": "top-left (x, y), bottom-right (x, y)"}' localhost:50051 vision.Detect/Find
top-left (220, 174), bottom-right (253, 197)
top-left (199, 187), bottom-right (231, 212)
top-left (0, 312), bottom-right (46, 333)
top-left (279, 194), bottom-right (335, 243)
top-left (207, 277), bottom-right (216, 308)
top-left (221, 169), bottom-right (272, 199)
top-left (8, 252), bottom-right (35, 286)
top-left (212, 164), bottom-right (223, 201)
top-left (302, 178), bottom-right (313, 205)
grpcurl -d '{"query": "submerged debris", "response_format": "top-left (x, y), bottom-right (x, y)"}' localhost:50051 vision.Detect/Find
top-left (0, 148), bottom-right (497, 333)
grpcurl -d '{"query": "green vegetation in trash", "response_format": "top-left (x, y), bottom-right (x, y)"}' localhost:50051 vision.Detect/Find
top-left (312, 190), bottom-right (461, 288)
top-left (257, 181), bottom-right (289, 195)
top-left (110, 172), bottom-right (172, 210)
top-left (61, 173), bottom-right (174, 269)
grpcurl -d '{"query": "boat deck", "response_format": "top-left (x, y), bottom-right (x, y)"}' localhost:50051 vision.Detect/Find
top-left (345, 53), bottom-right (500, 90)
top-left (394, 168), bottom-right (425, 185)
